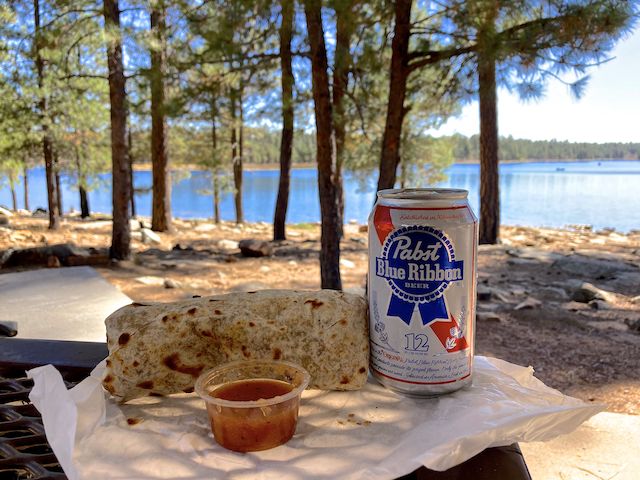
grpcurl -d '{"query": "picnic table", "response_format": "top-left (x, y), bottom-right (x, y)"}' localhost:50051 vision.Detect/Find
top-left (0, 338), bottom-right (531, 480)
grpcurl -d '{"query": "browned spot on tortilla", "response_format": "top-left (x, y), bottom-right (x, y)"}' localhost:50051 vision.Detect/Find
top-left (249, 321), bottom-right (255, 327)
top-left (331, 333), bottom-right (337, 339)
top-left (187, 307), bottom-right (197, 315)
top-left (171, 314), bottom-right (177, 320)
top-left (162, 353), bottom-right (204, 378)
top-left (214, 309), bottom-right (222, 315)
top-left (106, 359), bottom-right (112, 367)
top-left (201, 330), bottom-right (213, 337)
top-left (272, 348), bottom-right (282, 360)
top-left (339, 319), bottom-right (347, 326)
top-left (118, 333), bottom-right (130, 346)
top-left (209, 299), bottom-right (220, 302)
top-left (149, 392), bottom-right (164, 397)
top-left (162, 315), bottom-right (169, 322)
top-left (183, 386), bottom-right (195, 393)
top-left (104, 375), bottom-right (114, 384)
top-left (136, 380), bottom-right (154, 389)
top-left (340, 376), bottom-right (350, 384)
top-left (304, 299), bottom-right (324, 309)
top-left (192, 295), bottom-right (201, 298)
top-left (127, 417), bottom-right (142, 425)
top-left (241, 345), bottom-right (251, 358)
top-left (248, 291), bottom-right (256, 294)
top-left (359, 367), bottom-right (366, 374)
top-left (104, 383), bottom-right (115, 394)
top-left (133, 360), bottom-right (140, 367)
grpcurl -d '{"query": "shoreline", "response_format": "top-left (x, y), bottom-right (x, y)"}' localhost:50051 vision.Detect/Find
top-left (131, 157), bottom-right (638, 172)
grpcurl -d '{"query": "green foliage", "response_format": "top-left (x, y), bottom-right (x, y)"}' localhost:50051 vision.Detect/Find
top-left (449, 134), bottom-right (640, 161)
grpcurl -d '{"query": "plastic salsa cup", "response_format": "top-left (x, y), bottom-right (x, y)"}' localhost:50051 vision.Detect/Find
top-left (195, 360), bottom-right (310, 452)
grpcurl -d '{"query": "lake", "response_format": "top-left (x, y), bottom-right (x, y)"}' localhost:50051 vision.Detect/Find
top-left (1, 160), bottom-right (639, 232)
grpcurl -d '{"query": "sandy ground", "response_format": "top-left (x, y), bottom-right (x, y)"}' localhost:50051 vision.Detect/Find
top-left (1, 213), bottom-right (639, 415)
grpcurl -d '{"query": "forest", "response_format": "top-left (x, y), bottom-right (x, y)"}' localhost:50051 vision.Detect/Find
top-left (0, 0), bottom-right (636, 288)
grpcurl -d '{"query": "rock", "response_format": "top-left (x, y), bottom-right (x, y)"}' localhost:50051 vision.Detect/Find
top-left (563, 301), bottom-right (590, 312)
top-left (514, 297), bottom-right (542, 310)
top-left (631, 296), bottom-right (640, 304)
top-left (129, 219), bottom-right (142, 231)
top-left (0, 215), bottom-right (8, 226)
top-left (358, 225), bottom-right (368, 233)
top-left (588, 300), bottom-right (611, 310)
top-left (477, 302), bottom-right (500, 312)
top-left (238, 239), bottom-right (272, 257)
top-left (571, 282), bottom-right (616, 304)
top-left (288, 260), bottom-right (298, 266)
top-left (46, 255), bottom-right (61, 268)
top-left (195, 223), bottom-right (217, 232)
top-left (506, 247), bottom-right (561, 262)
top-left (344, 286), bottom-right (366, 297)
top-left (490, 287), bottom-right (511, 302)
top-left (140, 228), bottom-right (162, 245)
top-left (230, 281), bottom-right (270, 292)
top-left (624, 318), bottom-right (640, 333)
top-left (340, 258), bottom-right (356, 269)
top-left (32, 207), bottom-right (48, 217)
top-left (552, 255), bottom-right (636, 279)
top-left (259, 265), bottom-right (271, 273)
top-left (164, 278), bottom-right (182, 289)
top-left (218, 239), bottom-right (239, 250)
top-left (538, 286), bottom-right (569, 301)
top-left (477, 287), bottom-right (492, 302)
top-left (0, 206), bottom-right (13, 217)
top-left (477, 312), bottom-right (504, 322)
top-left (172, 243), bottom-right (194, 251)
top-left (510, 286), bottom-right (527, 296)
top-left (135, 276), bottom-right (165, 287)
top-left (349, 237), bottom-right (366, 245)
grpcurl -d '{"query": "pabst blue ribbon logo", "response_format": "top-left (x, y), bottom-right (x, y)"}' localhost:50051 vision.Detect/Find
top-left (375, 226), bottom-right (464, 326)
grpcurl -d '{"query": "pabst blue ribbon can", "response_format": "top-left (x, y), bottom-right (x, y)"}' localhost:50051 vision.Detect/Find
top-left (368, 188), bottom-right (478, 396)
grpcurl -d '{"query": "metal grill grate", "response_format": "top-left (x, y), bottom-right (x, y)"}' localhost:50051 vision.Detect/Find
top-left (0, 370), bottom-right (76, 480)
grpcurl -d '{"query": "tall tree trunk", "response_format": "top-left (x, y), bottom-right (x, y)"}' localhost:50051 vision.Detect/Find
top-left (54, 149), bottom-right (62, 216)
top-left (477, 7), bottom-right (500, 245)
top-left (74, 146), bottom-right (90, 218)
top-left (273, 0), bottom-right (294, 241)
top-left (210, 97), bottom-right (220, 224)
top-left (150, 3), bottom-right (171, 232)
top-left (23, 164), bottom-right (29, 211)
top-left (332, 2), bottom-right (354, 239)
top-left (304, 0), bottom-right (342, 290)
top-left (127, 117), bottom-right (136, 217)
top-left (230, 89), bottom-right (243, 224)
top-left (10, 179), bottom-right (17, 212)
top-left (33, 0), bottom-right (59, 229)
top-left (104, 0), bottom-right (131, 260)
top-left (377, 0), bottom-right (412, 192)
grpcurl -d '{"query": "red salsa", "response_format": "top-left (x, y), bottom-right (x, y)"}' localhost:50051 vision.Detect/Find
top-left (207, 378), bottom-right (299, 452)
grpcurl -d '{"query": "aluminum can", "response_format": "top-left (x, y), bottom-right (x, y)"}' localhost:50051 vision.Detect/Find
top-left (368, 188), bottom-right (478, 396)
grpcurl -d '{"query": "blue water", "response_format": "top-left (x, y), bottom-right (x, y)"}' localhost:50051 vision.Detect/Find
top-left (1, 160), bottom-right (639, 232)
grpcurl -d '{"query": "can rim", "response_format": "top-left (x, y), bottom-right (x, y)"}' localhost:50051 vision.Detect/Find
top-left (377, 188), bottom-right (469, 200)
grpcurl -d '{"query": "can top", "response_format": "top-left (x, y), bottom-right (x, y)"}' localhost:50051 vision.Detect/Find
top-left (377, 188), bottom-right (469, 200)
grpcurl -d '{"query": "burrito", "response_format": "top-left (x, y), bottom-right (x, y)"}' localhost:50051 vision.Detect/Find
top-left (103, 289), bottom-right (369, 402)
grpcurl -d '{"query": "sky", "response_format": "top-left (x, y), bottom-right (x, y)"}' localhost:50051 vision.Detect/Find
top-left (431, 27), bottom-right (640, 144)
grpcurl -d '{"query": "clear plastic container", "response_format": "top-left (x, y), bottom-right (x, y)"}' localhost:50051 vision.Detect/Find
top-left (195, 360), bottom-right (310, 452)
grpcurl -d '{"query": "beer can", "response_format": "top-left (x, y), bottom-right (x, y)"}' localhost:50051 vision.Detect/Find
top-left (368, 188), bottom-right (478, 396)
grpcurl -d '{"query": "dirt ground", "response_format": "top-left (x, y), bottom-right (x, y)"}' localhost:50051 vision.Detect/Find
top-left (2, 213), bottom-right (639, 414)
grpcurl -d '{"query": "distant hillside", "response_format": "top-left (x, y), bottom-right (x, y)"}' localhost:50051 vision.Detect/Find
top-left (447, 133), bottom-right (640, 162)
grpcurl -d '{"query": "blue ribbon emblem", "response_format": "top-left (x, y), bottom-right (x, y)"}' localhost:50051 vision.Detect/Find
top-left (375, 226), bottom-right (464, 326)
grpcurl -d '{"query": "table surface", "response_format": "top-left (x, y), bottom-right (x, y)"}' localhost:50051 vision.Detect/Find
top-left (0, 338), bottom-right (532, 480)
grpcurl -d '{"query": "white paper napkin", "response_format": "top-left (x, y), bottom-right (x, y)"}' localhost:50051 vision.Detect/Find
top-left (28, 356), bottom-right (602, 479)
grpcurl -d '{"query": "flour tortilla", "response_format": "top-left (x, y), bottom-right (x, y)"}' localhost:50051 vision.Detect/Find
top-left (103, 290), bottom-right (369, 402)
